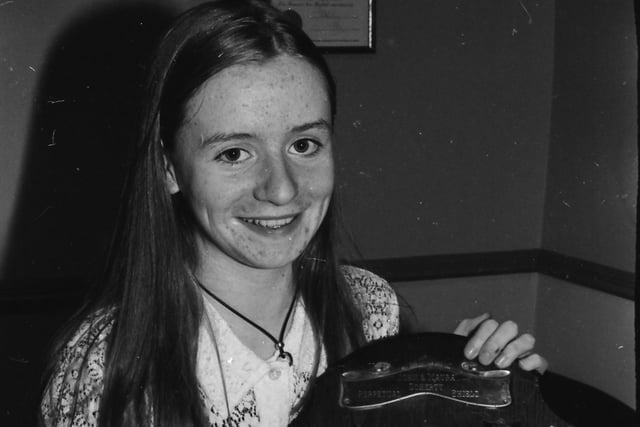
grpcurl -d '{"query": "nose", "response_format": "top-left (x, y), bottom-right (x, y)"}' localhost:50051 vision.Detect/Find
top-left (253, 154), bottom-right (298, 205)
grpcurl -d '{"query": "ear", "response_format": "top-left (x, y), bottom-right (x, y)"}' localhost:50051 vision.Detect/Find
top-left (163, 152), bottom-right (181, 195)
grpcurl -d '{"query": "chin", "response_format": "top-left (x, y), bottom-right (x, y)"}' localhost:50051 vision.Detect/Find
top-left (240, 250), bottom-right (305, 271)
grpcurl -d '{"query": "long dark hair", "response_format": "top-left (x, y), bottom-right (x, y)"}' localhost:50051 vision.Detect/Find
top-left (42, 1), bottom-right (364, 425)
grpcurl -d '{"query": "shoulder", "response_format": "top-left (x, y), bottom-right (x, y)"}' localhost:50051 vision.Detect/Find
top-left (41, 309), bottom-right (114, 426)
top-left (341, 266), bottom-right (399, 341)
top-left (342, 265), bottom-right (395, 303)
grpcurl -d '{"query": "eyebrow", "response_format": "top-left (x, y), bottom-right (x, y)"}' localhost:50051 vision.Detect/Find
top-left (200, 132), bottom-right (253, 148)
top-left (290, 119), bottom-right (333, 134)
top-left (200, 119), bottom-right (333, 148)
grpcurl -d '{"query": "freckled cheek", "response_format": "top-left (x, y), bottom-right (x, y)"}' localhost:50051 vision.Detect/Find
top-left (189, 175), bottom-right (254, 219)
top-left (307, 185), bottom-right (333, 226)
top-left (297, 165), bottom-right (333, 227)
top-left (191, 190), bottom-right (226, 220)
top-left (227, 226), bottom-right (255, 249)
top-left (298, 183), bottom-right (332, 247)
top-left (226, 221), bottom-right (274, 260)
top-left (300, 165), bottom-right (334, 199)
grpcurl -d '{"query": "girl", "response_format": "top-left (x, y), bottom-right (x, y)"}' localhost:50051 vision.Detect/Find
top-left (40, 1), bottom-right (545, 426)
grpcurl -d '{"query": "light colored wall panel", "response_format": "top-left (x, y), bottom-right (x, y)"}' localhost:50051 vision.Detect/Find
top-left (535, 274), bottom-right (635, 409)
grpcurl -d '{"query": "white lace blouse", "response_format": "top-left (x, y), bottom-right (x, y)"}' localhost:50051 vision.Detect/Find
top-left (41, 266), bottom-right (399, 426)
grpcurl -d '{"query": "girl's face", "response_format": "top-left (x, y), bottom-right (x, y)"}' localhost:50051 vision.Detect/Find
top-left (165, 55), bottom-right (334, 272)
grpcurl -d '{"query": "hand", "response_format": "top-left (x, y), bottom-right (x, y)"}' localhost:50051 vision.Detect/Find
top-left (454, 313), bottom-right (548, 374)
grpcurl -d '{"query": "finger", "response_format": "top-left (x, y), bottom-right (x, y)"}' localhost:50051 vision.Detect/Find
top-left (476, 320), bottom-right (519, 365)
top-left (463, 318), bottom-right (499, 359)
top-left (494, 333), bottom-right (535, 368)
top-left (518, 353), bottom-right (548, 374)
top-left (453, 313), bottom-right (491, 336)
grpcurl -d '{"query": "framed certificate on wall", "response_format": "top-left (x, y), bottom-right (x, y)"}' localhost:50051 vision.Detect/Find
top-left (273, 0), bottom-right (375, 51)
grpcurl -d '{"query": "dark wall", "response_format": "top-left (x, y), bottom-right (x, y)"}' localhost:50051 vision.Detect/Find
top-left (1, 1), bottom-right (176, 281)
top-left (542, 0), bottom-right (637, 272)
top-left (328, 0), bottom-right (555, 260)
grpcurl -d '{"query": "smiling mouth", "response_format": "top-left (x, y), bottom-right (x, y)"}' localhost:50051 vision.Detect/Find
top-left (240, 216), bottom-right (297, 230)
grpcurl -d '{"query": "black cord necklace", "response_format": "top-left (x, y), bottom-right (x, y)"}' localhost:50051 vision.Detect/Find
top-left (196, 279), bottom-right (298, 366)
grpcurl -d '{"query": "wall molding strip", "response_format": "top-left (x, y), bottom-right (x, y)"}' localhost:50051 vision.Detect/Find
top-left (356, 249), bottom-right (635, 300)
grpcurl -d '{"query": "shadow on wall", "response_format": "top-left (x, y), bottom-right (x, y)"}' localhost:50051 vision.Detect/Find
top-left (3, 3), bottom-right (174, 282)
top-left (1, 4), bottom-right (173, 425)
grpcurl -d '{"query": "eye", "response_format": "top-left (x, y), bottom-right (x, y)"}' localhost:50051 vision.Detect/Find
top-left (216, 148), bottom-right (251, 164)
top-left (289, 138), bottom-right (321, 156)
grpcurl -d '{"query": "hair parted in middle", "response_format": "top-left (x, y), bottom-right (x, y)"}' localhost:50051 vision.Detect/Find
top-left (84, 1), bottom-right (364, 425)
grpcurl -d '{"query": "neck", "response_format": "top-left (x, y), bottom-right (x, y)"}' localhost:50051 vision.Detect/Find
top-left (195, 254), bottom-right (295, 324)
top-left (195, 255), bottom-right (299, 360)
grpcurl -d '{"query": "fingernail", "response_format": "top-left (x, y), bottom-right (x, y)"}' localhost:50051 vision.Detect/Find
top-left (466, 347), bottom-right (477, 359)
top-left (480, 350), bottom-right (493, 362)
top-left (495, 355), bottom-right (507, 367)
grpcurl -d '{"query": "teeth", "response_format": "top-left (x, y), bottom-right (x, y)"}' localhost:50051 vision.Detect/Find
top-left (243, 217), bottom-right (295, 229)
